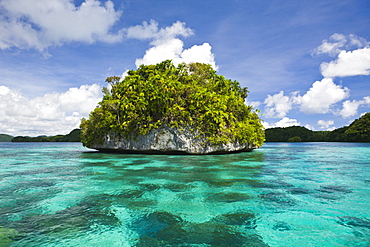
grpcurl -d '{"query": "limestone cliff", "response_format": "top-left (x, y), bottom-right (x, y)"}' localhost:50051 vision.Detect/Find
top-left (88, 126), bottom-right (258, 154)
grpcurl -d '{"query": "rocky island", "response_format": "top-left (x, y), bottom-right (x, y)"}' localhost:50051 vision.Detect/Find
top-left (80, 60), bottom-right (264, 154)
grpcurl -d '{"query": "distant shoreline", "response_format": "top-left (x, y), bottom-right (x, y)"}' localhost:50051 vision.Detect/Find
top-left (9, 129), bottom-right (81, 142)
top-left (2, 112), bottom-right (369, 143)
top-left (265, 113), bottom-right (369, 142)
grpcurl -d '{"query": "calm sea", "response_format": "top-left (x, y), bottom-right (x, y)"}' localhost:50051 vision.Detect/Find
top-left (0, 142), bottom-right (369, 246)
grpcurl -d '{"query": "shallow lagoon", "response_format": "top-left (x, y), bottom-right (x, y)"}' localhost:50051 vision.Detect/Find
top-left (0, 142), bottom-right (369, 246)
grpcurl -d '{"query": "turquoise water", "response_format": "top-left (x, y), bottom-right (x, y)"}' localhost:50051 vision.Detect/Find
top-left (0, 142), bottom-right (369, 246)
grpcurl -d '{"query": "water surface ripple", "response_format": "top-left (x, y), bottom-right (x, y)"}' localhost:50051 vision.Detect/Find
top-left (0, 142), bottom-right (369, 246)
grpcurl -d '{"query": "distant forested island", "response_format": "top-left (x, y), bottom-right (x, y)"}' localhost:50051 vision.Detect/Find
top-left (10, 129), bottom-right (81, 142)
top-left (0, 134), bottom-right (14, 142)
top-left (265, 113), bottom-right (370, 142)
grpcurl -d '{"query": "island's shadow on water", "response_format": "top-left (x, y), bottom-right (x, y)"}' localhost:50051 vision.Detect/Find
top-left (68, 150), bottom-right (270, 246)
top-left (79, 149), bottom-right (266, 164)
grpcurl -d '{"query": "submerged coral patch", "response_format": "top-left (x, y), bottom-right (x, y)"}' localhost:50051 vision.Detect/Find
top-left (338, 216), bottom-right (370, 229)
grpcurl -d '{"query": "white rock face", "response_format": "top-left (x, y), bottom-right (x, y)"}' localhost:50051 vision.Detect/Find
top-left (88, 126), bottom-right (258, 154)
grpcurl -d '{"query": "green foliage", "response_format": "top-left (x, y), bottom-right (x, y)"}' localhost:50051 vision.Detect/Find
top-left (325, 126), bottom-right (349, 142)
top-left (11, 129), bottom-right (81, 142)
top-left (80, 60), bottom-right (265, 147)
top-left (327, 113), bottom-right (370, 142)
top-left (343, 113), bottom-right (370, 142)
top-left (265, 126), bottom-right (326, 142)
top-left (287, 136), bottom-right (302, 142)
top-left (265, 113), bottom-right (370, 142)
top-left (0, 134), bottom-right (13, 142)
top-left (0, 226), bottom-right (18, 245)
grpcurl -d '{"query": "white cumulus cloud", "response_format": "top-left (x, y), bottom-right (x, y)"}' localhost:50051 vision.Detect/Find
top-left (126, 20), bottom-right (193, 42)
top-left (313, 33), bottom-right (368, 57)
top-left (0, 84), bottom-right (102, 136)
top-left (0, 0), bottom-right (123, 51)
top-left (339, 96), bottom-right (370, 118)
top-left (313, 33), bottom-right (370, 78)
top-left (313, 33), bottom-right (347, 56)
top-left (263, 91), bottom-right (295, 118)
top-left (298, 78), bottom-right (350, 114)
top-left (274, 117), bottom-right (300, 128)
top-left (180, 43), bottom-right (216, 68)
top-left (264, 117), bottom-right (300, 129)
top-left (320, 47), bottom-right (370, 78)
top-left (245, 100), bottom-right (261, 109)
top-left (135, 38), bottom-right (184, 67)
top-left (262, 78), bottom-right (352, 118)
top-left (339, 100), bottom-right (362, 119)
top-left (131, 21), bottom-right (217, 69)
top-left (317, 119), bottom-right (334, 129)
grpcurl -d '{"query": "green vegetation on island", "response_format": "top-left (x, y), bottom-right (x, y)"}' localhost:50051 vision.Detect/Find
top-left (11, 129), bottom-right (81, 142)
top-left (80, 60), bottom-right (265, 147)
top-left (265, 126), bottom-right (327, 142)
top-left (0, 134), bottom-right (14, 142)
top-left (265, 113), bottom-right (370, 142)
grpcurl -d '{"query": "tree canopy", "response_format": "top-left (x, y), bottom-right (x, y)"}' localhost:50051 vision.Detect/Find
top-left (327, 112), bottom-right (370, 142)
top-left (80, 60), bottom-right (264, 147)
top-left (265, 126), bottom-right (327, 142)
top-left (0, 134), bottom-right (13, 142)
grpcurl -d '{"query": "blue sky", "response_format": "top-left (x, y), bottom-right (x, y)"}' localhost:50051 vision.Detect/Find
top-left (0, 0), bottom-right (369, 136)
